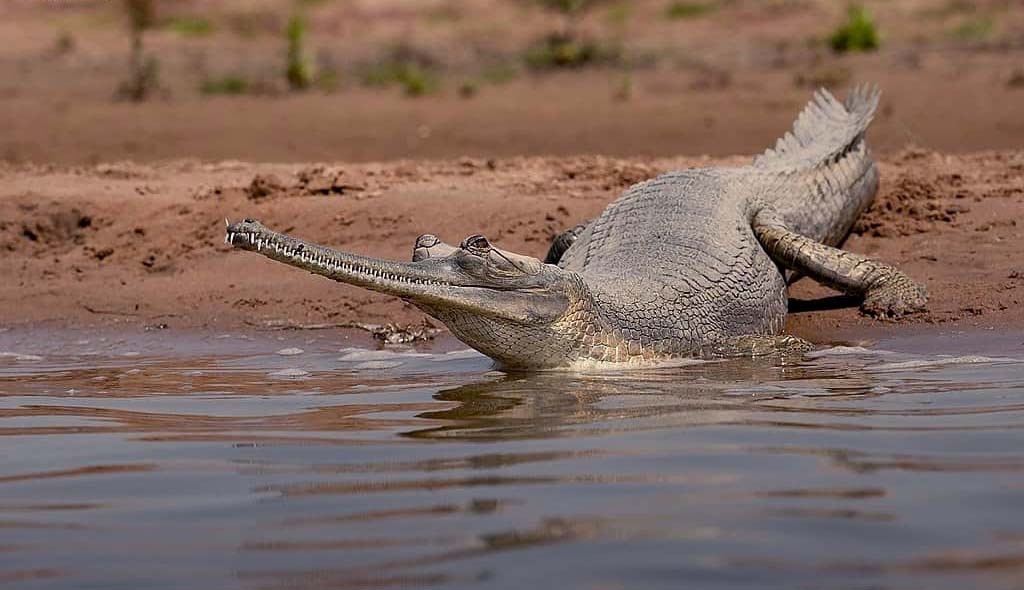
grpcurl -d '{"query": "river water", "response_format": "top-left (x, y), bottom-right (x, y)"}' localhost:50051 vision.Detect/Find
top-left (1, 327), bottom-right (1023, 590)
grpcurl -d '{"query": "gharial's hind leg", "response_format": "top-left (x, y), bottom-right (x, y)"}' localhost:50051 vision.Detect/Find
top-left (753, 212), bottom-right (928, 319)
top-left (544, 221), bottom-right (589, 265)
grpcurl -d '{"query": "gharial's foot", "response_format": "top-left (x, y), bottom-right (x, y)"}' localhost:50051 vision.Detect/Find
top-left (753, 211), bottom-right (931, 324)
top-left (860, 274), bottom-right (928, 320)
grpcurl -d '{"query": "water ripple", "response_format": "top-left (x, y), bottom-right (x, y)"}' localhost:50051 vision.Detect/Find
top-left (0, 329), bottom-right (1022, 589)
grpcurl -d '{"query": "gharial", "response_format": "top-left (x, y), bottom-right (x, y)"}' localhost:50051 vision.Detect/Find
top-left (226, 85), bottom-right (927, 369)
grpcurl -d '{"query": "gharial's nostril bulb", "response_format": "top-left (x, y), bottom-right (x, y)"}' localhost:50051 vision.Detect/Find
top-left (416, 234), bottom-right (440, 249)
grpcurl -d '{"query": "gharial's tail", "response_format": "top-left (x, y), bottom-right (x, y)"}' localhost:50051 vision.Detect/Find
top-left (753, 84), bottom-right (880, 171)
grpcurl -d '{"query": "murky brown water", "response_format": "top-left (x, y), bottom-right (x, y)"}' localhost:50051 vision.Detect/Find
top-left (1, 327), bottom-right (1023, 590)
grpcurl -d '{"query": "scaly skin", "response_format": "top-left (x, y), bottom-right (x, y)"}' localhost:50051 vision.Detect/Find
top-left (752, 210), bottom-right (929, 320)
top-left (227, 85), bottom-right (927, 369)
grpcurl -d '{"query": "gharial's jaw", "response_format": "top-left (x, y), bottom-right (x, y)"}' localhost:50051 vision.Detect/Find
top-left (224, 219), bottom-right (573, 326)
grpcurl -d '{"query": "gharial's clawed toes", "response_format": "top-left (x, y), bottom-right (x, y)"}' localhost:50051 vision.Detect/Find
top-left (860, 276), bottom-right (929, 320)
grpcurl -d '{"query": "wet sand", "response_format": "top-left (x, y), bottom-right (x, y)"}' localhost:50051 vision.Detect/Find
top-left (1, 150), bottom-right (1022, 344)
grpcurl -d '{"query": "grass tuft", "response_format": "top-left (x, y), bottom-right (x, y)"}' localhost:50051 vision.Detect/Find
top-left (829, 4), bottom-right (879, 53)
top-left (285, 12), bottom-right (315, 91)
top-left (480, 62), bottom-right (520, 84)
top-left (664, 1), bottom-right (716, 20)
top-left (117, 0), bottom-right (161, 101)
top-left (536, 0), bottom-right (599, 16)
top-left (458, 81), bottom-right (479, 99)
top-left (606, 2), bottom-right (633, 27)
top-left (362, 46), bottom-right (439, 97)
top-left (200, 75), bottom-right (250, 95)
top-left (116, 55), bottom-right (160, 101)
top-left (524, 33), bottom-right (619, 70)
top-left (167, 16), bottom-right (214, 37)
top-left (54, 31), bottom-right (75, 54)
top-left (948, 15), bottom-right (995, 42)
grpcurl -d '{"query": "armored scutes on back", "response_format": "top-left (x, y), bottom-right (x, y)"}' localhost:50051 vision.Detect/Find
top-left (227, 85), bottom-right (927, 369)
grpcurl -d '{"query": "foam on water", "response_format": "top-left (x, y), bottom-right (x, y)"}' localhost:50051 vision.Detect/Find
top-left (564, 356), bottom-right (710, 373)
top-left (0, 351), bottom-right (43, 361)
top-left (268, 368), bottom-right (311, 378)
top-left (337, 348), bottom-right (432, 362)
top-left (805, 345), bottom-right (895, 358)
top-left (428, 349), bottom-right (487, 361)
top-left (871, 354), bottom-right (1020, 372)
top-left (351, 360), bottom-right (406, 370)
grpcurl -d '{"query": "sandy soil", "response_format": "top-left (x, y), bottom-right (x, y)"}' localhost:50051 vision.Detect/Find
top-left (1, 2), bottom-right (1022, 345)
top-left (1, 150), bottom-right (1021, 344)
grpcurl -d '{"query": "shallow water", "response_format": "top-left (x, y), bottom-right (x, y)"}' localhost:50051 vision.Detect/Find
top-left (1, 327), bottom-right (1024, 590)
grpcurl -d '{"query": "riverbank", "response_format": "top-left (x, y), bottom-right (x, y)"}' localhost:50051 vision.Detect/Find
top-left (1, 150), bottom-right (1021, 344)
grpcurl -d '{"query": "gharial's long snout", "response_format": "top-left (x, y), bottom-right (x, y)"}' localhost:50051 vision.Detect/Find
top-left (224, 219), bottom-right (571, 326)
top-left (225, 218), bottom-right (457, 300)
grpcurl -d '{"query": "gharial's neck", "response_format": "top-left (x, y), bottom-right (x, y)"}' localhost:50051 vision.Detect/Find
top-left (419, 276), bottom-right (661, 369)
top-left (551, 282), bottom-right (667, 366)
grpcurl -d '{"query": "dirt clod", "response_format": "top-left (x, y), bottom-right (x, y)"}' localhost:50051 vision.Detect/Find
top-left (295, 166), bottom-right (365, 196)
top-left (352, 320), bottom-right (441, 345)
top-left (246, 173), bottom-right (287, 200)
top-left (855, 176), bottom-right (966, 237)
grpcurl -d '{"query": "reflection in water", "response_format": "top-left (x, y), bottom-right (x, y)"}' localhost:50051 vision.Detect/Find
top-left (0, 329), bottom-right (1023, 589)
top-left (410, 357), bottom-right (813, 440)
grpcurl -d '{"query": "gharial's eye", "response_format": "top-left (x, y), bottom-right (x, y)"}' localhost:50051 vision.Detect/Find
top-left (461, 234), bottom-right (491, 254)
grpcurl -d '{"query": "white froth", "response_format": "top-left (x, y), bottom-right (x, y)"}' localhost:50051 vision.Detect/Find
top-left (0, 352), bottom-right (43, 361)
top-left (269, 368), bottom-right (310, 378)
